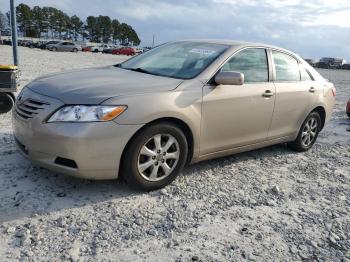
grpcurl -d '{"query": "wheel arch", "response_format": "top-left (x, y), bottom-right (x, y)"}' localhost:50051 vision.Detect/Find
top-left (312, 106), bottom-right (326, 130)
top-left (7, 92), bottom-right (16, 102)
top-left (119, 117), bottom-right (195, 179)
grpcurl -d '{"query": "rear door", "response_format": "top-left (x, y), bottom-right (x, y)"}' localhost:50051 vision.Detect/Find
top-left (61, 42), bottom-right (72, 51)
top-left (60, 42), bottom-right (68, 51)
top-left (66, 42), bottom-right (74, 51)
top-left (200, 48), bottom-right (275, 155)
top-left (268, 50), bottom-right (318, 139)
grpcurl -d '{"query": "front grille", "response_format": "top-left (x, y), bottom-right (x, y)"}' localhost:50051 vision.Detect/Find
top-left (15, 99), bottom-right (50, 120)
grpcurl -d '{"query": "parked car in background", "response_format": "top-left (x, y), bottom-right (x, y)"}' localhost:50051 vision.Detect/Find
top-left (40, 41), bottom-right (60, 49)
top-left (102, 47), bottom-right (116, 54)
top-left (18, 40), bottom-right (32, 47)
top-left (342, 64), bottom-right (350, 70)
top-left (82, 46), bottom-right (95, 52)
top-left (25, 40), bottom-right (35, 47)
top-left (48, 42), bottom-right (82, 52)
top-left (134, 47), bottom-right (144, 54)
top-left (143, 47), bottom-right (152, 51)
top-left (27, 41), bottom-right (45, 49)
top-left (13, 40), bottom-right (336, 190)
top-left (304, 59), bottom-right (317, 67)
top-left (347, 99), bottom-right (350, 117)
top-left (3, 39), bottom-right (12, 45)
top-left (112, 47), bottom-right (136, 56)
top-left (316, 57), bottom-right (344, 69)
top-left (91, 44), bottom-right (112, 53)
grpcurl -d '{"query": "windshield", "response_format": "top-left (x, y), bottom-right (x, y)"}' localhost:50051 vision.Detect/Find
top-left (120, 41), bottom-right (229, 79)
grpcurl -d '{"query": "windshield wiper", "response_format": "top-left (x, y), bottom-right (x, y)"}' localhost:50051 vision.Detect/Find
top-left (121, 67), bottom-right (166, 77)
top-left (128, 67), bottom-right (153, 75)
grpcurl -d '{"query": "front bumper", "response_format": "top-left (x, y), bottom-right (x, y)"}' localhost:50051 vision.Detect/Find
top-left (12, 88), bottom-right (142, 180)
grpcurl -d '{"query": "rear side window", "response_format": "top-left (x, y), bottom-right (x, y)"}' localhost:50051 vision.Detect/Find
top-left (300, 66), bottom-right (314, 81)
top-left (221, 48), bottom-right (268, 82)
top-left (272, 51), bottom-right (300, 81)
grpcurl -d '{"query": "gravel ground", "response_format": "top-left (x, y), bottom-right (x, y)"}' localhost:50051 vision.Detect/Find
top-left (0, 46), bottom-right (349, 262)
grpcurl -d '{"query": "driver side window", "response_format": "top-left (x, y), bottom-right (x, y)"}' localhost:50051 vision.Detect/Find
top-left (221, 48), bottom-right (269, 82)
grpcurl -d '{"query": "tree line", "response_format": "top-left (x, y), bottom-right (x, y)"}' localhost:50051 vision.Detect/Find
top-left (0, 3), bottom-right (141, 46)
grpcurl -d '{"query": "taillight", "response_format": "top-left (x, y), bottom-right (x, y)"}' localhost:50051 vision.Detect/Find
top-left (331, 87), bottom-right (336, 97)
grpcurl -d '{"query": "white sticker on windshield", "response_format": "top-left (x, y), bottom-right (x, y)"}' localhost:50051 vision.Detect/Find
top-left (189, 49), bottom-right (217, 55)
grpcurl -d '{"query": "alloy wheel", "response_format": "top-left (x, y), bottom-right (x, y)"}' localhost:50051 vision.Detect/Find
top-left (137, 134), bottom-right (180, 182)
top-left (301, 117), bottom-right (318, 147)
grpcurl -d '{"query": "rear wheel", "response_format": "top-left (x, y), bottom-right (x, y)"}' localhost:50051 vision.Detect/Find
top-left (52, 47), bottom-right (57, 52)
top-left (288, 111), bottom-right (321, 152)
top-left (0, 93), bottom-right (15, 114)
top-left (122, 122), bottom-right (188, 191)
top-left (72, 48), bottom-right (78, 52)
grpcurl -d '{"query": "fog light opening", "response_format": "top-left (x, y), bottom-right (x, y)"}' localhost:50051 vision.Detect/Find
top-left (54, 157), bottom-right (78, 169)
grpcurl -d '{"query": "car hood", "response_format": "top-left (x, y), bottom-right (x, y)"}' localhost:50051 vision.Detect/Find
top-left (27, 66), bottom-right (183, 104)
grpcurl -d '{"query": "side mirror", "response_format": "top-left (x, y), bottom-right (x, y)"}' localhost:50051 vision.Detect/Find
top-left (215, 71), bottom-right (244, 85)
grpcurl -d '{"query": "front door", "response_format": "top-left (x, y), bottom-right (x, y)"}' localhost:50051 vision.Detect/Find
top-left (200, 48), bottom-right (275, 155)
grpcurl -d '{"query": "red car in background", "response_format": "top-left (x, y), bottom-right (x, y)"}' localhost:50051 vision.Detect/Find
top-left (112, 47), bottom-right (135, 56)
top-left (82, 46), bottom-right (93, 52)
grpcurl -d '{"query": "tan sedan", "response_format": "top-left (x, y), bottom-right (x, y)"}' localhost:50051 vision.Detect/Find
top-left (13, 40), bottom-right (336, 190)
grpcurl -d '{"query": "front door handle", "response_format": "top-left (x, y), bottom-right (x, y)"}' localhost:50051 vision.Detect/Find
top-left (262, 90), bottom-right (274, 97)
top-left (309, 87), bottom-right (316, 93)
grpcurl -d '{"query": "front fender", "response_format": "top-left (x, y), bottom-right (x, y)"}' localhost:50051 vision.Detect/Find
top-left (102, 87), bottom-right (203, 162)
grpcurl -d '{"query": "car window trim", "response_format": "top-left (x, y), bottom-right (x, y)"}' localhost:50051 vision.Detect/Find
top-left (299, 64), bottom-right (315, 81)
top-left (269, 48), bottom-right (303, 82)
top-left (206, 46), bottom-right (271, 86)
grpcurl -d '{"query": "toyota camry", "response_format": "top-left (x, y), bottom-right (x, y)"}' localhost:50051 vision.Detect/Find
top-left (13, 40), bottom-right (336, 190)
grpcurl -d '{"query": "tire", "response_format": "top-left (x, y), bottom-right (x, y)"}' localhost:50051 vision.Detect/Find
top-left (288, 111), bottom-right (322, 152)
top-left (52, 47), bottom-right (57, 52)
top-left (121, 122), bottom-right (188, 191)
top-left (72, 48), bottom-right (78, 52)
top-left (0, 93), bottom-right (15, 114)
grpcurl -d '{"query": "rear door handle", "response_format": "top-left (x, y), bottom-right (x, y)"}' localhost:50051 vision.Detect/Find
top-left (262, 90), bottom-right (274, 97)
top-left (309, 87), bottom-right (316, 93)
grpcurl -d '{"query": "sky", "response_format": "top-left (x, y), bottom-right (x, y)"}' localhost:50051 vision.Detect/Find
top-left (1, 0), bottom-right (350, 61)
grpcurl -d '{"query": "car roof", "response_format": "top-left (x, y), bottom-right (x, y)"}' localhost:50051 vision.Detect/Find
top-left (177, 39), bottom-right (294, 54)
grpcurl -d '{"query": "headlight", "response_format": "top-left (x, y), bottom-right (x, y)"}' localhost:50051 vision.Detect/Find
top-left (48, 105), bottom-right (127, 122)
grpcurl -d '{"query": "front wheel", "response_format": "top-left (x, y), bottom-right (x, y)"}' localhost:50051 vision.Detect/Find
top-left (288, 111), bottom-right (321, 152)
top-left (0, 93), bottom-right (15, 114)
top-left (121, 122), bottom-right (188, 191)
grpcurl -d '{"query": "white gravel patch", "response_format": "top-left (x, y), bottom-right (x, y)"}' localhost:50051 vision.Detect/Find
top-left (0, 46), bottom-right (349, 261)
